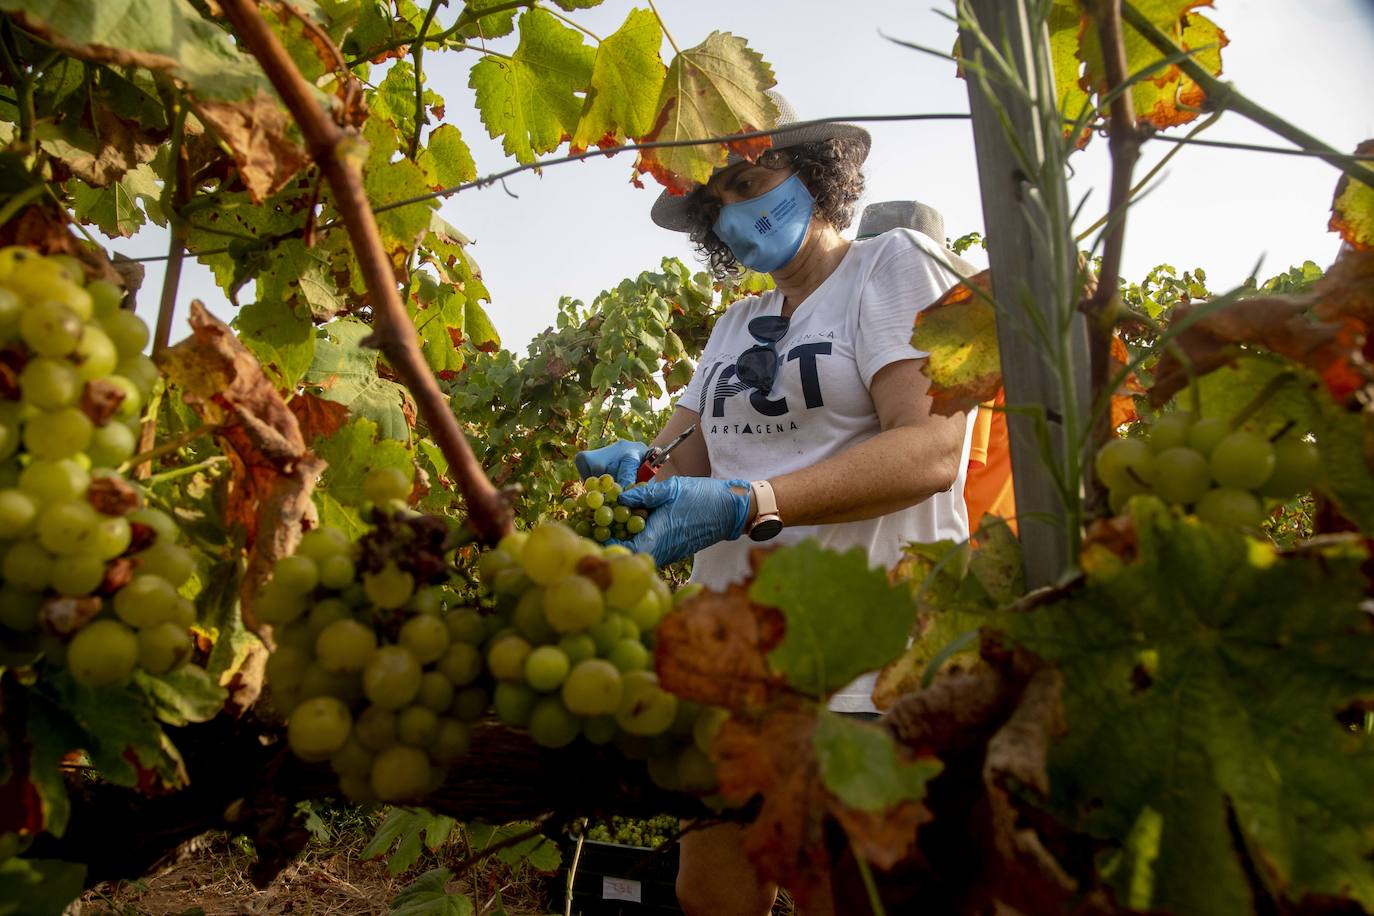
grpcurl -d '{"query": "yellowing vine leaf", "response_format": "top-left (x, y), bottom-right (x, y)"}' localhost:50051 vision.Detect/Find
top-left (468, 8), bottom-right (595, 164)
top-left (912, 270), bottom-right (1001, 414)
top-left (1329, 141), bottom-right (1374, 250)
top-left (633, 31), bottom-right (778, 194)
top-left (570, 7), bottom-right (665, 152)
top-left (190, 93), bottom-right (310, 203)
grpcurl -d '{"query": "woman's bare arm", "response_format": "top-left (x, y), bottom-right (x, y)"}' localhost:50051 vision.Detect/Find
top-left (650, 406), bottom-right (710, 480)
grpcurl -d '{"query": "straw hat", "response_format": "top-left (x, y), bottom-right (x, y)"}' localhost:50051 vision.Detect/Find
top-left (650, 92), bottom-right (871, 233)
top-left (855, 199), bottom-right (980, 278)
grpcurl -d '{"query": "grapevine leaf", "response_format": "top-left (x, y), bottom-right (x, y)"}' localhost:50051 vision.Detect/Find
top-left (911, 269), bottom-right (1000, 415)
top-left (364, 154), bottom-right (438, 265)
top-left (0, 0), bottom-right (265, 98)
top-left (469, 8), bottom-right (595, 163)
top-left (258, 239), bottom-right (346, 322)
top-left (363, 808), bottom-right (456, 874)
top-left (749, 542), bottom-right (914, 700)
top-left (466, 821), bottom-right (562, 871)
top-left (463, 295), bottom-right (500, 353)
top-left (34, 109), bottom-right (157, 186)
top-left (132, 666), bottom-right (228, 727)
top-left (633, 32), bottom-right (777, 193)
top-left (550, 0), bottom-right (603, 9)
top-left (416, 123), bottom-right (476, 189)
top-left (1000, 500), bottom-right (1374, 912)
top-left (289, 390), bottom-right (352, 442)
top-left (25, 695), bottom-right (85, 836)
top-left (368, 60), bottom-right (443, 142)
top-left (233, 299), bottom-right (317, 393)
top-left (389, 868), bottom-right (474, 915)
top-left (0, 857), bottom-right (86, 916)
top-left (1329, 140), bottom-right (1374, 250)
top-left (185, 189), bottom-right (309, 295)
top-left (421, 213), bottom-right (488, 304)
top-left (1082, 0), bottom-right (1228, 130)
top-left (195, 557), bottom-right (262, 701)
top-left (570, 8), bottom-right (665, 152)
top-left (65, 163), bottom-right (161, 238)
top-left (313, 416), bottom-right (413, 538)
top-left (452, 0), bottom-right (518, 40)
top-left (51, 673), bottom-right (185, 789)
top-left (305, 318), bottom-right (414, 440)
top-left (1047, 1), bottom-right (1092, 146)
top-left (654, 581), bottom-right (788, 713)
top-left (813, 711), bottom-right (942, 812)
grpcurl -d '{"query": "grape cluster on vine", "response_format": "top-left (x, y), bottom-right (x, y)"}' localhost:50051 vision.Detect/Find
top-left (1097, 410), bottom-right (1321, 528)
top-left (559, 474), bottom-right (648, 543)
top-left (0, 248), bottom-right (195, 689)
top-left (265, 489), bottom-right (721, 803)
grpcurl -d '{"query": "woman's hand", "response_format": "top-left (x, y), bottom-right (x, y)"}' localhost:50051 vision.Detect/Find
top-left (574, 440), bottom-right (647, 489)
top-left (614, 477), bottom-right (752, 567)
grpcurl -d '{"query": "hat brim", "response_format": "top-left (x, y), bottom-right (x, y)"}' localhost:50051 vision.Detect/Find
top-left (649, 122), bottom-right (871, 232)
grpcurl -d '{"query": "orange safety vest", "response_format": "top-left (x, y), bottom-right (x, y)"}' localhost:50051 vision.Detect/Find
top-left (964, 389), bottom-right (1017, 538)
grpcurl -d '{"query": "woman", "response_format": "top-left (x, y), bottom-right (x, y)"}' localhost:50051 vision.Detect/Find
top-left (575, 98), bottom-right (975, 916)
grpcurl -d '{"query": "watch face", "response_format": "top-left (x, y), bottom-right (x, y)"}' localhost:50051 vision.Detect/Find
top-left (748, 517), bottom-right (783, 542)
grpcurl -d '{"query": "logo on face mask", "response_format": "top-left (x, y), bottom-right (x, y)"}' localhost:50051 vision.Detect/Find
top-left (754, 216), bottom-right (772, 234)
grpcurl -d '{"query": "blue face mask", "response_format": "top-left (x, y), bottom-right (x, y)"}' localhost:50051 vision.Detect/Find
top-left (712, 172), bottom-right (815, 273)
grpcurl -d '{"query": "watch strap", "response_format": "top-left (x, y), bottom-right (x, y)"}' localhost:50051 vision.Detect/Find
top-left (747, 480), bottom-right (783, 541)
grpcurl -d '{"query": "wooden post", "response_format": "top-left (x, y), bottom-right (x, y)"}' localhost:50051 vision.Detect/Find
top-left (958, 0), bottom-right (1091, 588)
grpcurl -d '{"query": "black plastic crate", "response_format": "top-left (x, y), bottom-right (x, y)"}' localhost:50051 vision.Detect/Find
top-left (558, 839), bottom-right (682, 916)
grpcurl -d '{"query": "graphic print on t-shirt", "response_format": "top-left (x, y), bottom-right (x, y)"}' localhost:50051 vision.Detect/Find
top-left (695, 335), bottom-right (835, 435)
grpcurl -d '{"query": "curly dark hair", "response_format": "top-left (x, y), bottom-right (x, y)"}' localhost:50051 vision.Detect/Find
top-left (682, 137), bottom-right (867, 280)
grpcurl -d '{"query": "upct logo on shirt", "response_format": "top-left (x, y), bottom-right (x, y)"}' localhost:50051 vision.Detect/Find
top-left (696, 337), bottom-right (833, 435)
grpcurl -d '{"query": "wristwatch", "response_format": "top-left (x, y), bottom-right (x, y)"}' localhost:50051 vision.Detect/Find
top-left (747, 480), bottom-right (783, 541)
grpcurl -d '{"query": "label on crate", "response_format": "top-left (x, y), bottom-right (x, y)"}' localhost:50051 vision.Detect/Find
top-left (602, 876), bottom-right (643, 903)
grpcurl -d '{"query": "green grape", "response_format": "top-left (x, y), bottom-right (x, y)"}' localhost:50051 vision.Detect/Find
top-left (0, 408), bottom-right (19, 461)
top-left (512, 588), bottom-right (556, 643)
top-left (0, 586), bottom-right (41, 632)
top-left (316, 619), bottom-right (378, 673)
top-left (607, 639), bottom-right (649, 673)
top-left (615, 671), bottom-right (677, 736)
top-left (646, 754), bottom-right (682, 792)
top-left (478, 547), bottom-right (516, 585)
top-left (115, 354), bottom-right (159, 397)
top-left (86, 514), bottom-right (132, 562)
top-left (558, 632), bottom-right (597, 665)
top-left (399, 613), bottom-right (450, 665)
top-left (100, 309), bottom-right (150, 357)
top-left (169, 596), bottom-right (196, 629)
top-left (587, 617), bottom-right (622, 656)
top-left (329, 738), bottom-right (374, 778)
top-left (127, 507), bottom-right (178, 545)
top-left (1209, 431), bottom-right (1275, 490)
top-left (363, 561), bottom-right (414, 609)
top-left (0, 287), bottom-right (19, 329)
top-left (1259, 438), bottom-right (1321, 497)
top-left (134, 541), bottom-right (195, 586)
top-left (1151, 448), bottom-right (1212, 505)
top-left (86, 279), bottom-right (124, 317)
top-left (397, 705), bottom-right (440, 747)
top-left (101, 375), bottom-right (144, 419)
top-left (613, 506), bottom-right (631, 524)
top-left (417, 671), bottom-right (455, 712)
top-left (1093, 438), bottom-right (1155, 491)
top-left (408, 587), bottom-right (445, 616)
top-left (362, 466), bottom-right (411, 504)
top-left (299, 663), bottom-right (363, 703)
top-left (584, 490), bottom-right (605, 510)
top-left (19, 301), bottom-right (83, 357)
top-left (490, 567), bottom-right (533, 597)
top-left (592, 526), bottom-right (611, 542)
top-left (137, 622), bottom-right (193, 674)
top-left (497, 530), bottom-right (529, 562)
top-left (297, 526), bottom-right (350, 561)
top-left (311, 597), bottom-right (353, 635)
top-left (370, 745), bottom-right (431, 802)
top-left (74, 325), bottom-right (119, 380)
top-left (362, 645), bottom-right (423, 709)
top-left (486, 634), bottom-right (533, 682)
top-left (561, 659), bottom-right (623, 717)
top-left (88, 422), bottom-right (136, 467)
top-left (444, 608), bottom-right (486, 644)
top-left (1187, 417), bottom-right (1231, 456)
top-left (528, 696), bottom-right (580, 749)
top-left (272, 554), bottom-right (319, 595)
top-left (256, 582), bottom-right (308, 625)
top-left (2, 540), bottom-right (51, 590)
top-left (622, 588), bottom-right (662, 633)
top-left (113, 574), bottom-right (179, 626)
top-left (451, 686), bottom-right (489, 722)
top-left (51, 554), bottom-right (106, 596)
top-left (338, 774), bottom-right (377, 805)
top-left (19, 357), bottom-right (79, 409)
top-left (524, 645), bottom-right (571, 692)
top-left (318, 554), bottom-right (356, 590)
top-left (626, 515), bottom-right (646, 535)
top-left (543, 574), bottom-right (604, 633)
top-left (438, 642), bottom-right (482, 686)
top-left (67, 619), bottom-right (139, 687)
top-left (493, 682), bottom-right (537, 726)
top-left (36, 499), bottom-right (99, 556)
top-left (354, 705), bottom-right (399, 751)
top-left (598, 474), bottom-right (615, 491)
top-left (265, 644), bottom-right (310, 693)
top-left (0, 488), bottom-right (37, 537)
top-left (693, 706), bottom-right (729, 754)
top-left (677, 745), bottom-right (718, 793)
top-left (581, 715), bottom-right (619, 745)
top-left (1194, 488), bottom-right (1264, 529)
top-left (520, 523), bottom-right (581, 585)
top-left (24, 407), bottom-right (94, 459)
top-left (432, 718), bottom-right (471, 762)
top-left (593, 505), bottom-right (615, 527)
top-left (288, 696), bottom-right (352, 761)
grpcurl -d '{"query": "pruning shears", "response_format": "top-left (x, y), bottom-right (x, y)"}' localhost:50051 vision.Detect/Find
top-left (636, 424), bottom-right (696, 483)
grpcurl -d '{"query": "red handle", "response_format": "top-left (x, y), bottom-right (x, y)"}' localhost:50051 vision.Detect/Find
top-left (636, 460), bottom-right (656, 483)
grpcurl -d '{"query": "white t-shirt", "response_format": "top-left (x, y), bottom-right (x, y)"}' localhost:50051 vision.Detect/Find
top-left (677, 228), bottom-right (976, 712)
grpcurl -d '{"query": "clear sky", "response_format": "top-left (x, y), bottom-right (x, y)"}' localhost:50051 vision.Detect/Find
top-left (110, 0), bottom-right (1374, 356)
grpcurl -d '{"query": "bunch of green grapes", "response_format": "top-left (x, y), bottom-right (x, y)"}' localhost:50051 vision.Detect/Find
top-left (558, 475), bottom-right (648, 543)
top-left (1096, 411), bottom-right (1321, 528)
top-left (585, 813), bottom-right (681, 848)
top-left (0, 248), bottom-right (195, 689)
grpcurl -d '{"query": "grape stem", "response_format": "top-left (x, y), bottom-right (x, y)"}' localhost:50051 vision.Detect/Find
top-left (219, 0), bottom-right (514, 545)
top-left (564, 828), bottom-right (584, 916)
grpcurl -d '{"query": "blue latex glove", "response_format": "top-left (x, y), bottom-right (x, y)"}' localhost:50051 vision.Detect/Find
top-left (574, 440), bottom-right (648, 489)
top-left (614, 476), bottom-right (752, 567)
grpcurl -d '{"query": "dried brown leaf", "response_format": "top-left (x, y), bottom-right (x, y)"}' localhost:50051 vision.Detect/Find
top-left (80, 378), bottom-right (128, 427)
top-left (86, 475), bottom-right (140, 517)
top-left (654, 583), bottom-right (787, 712)
top-left (189, 91), bottom-right (310, 203)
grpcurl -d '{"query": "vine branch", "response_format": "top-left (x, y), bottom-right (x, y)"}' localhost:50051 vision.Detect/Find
top-left (219, 0), bottom-right (513, 544)
top-left (407, 0), bottom-right (445, 160)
